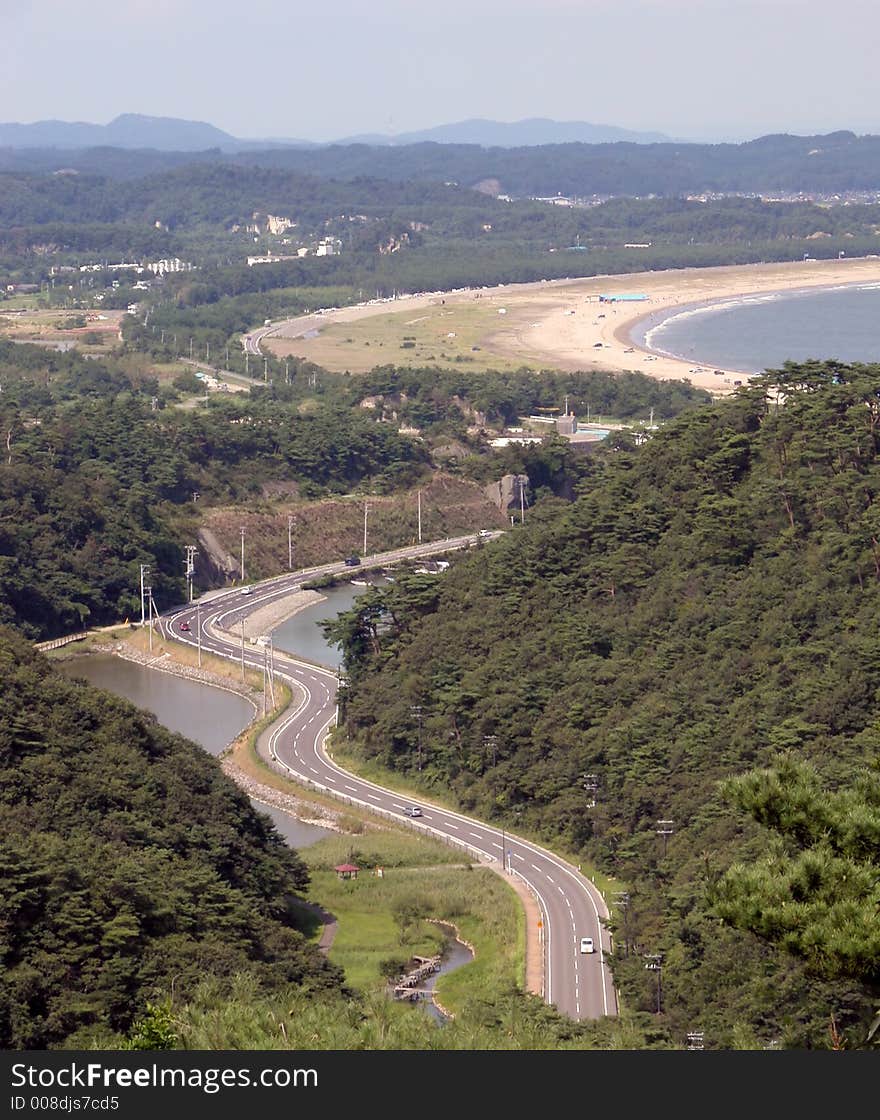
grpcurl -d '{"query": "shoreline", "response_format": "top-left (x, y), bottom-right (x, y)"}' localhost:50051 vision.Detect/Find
top-left (515, 257), bottom-right (880, 394)
top-left (271, 256), bottom-right (880, 396)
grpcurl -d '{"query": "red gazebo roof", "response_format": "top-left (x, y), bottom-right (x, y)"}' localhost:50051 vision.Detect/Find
top-left (334, 863), bottom-right (360, 873)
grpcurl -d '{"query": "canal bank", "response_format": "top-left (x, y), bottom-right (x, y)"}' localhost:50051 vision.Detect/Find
top-left (56, 625), bottom-right (348, 842)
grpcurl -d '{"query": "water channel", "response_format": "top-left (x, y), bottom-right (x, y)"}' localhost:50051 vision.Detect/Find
top-left (55, 581), bottom-right (374, 849)
top-left (270, 579), bottom-right (376, 666)
top-left (55, 578), bottom-right (474, 999)
top-left (56, 652), bottom-right (333, 849)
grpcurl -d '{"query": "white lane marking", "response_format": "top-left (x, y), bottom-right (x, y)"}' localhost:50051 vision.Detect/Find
top-left (345, 785), bottom-right (358, 792)
top-left (446, 821), bottom-right (459, 829)
top-left (469, 832), bottom-right (484, 839)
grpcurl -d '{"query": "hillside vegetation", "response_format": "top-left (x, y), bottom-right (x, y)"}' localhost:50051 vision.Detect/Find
top-left (329, 361), bottom-right (880, 1047)
top-left (0, 630), bottom-right (343, 1048)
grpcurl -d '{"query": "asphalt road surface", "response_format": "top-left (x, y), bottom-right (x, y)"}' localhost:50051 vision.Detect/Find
top-left (159, 537), bottom-right (618, 1021)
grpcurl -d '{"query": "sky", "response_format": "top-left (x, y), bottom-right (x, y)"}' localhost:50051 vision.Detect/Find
top-left (3, 0), bottom-right (879, 143)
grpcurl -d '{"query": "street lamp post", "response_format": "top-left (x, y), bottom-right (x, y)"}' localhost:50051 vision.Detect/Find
top-left (410, 704), bottom-right (423, 771)
top-left (613, 891), bottom-right (631, 957)
top-left (139, 564), bottom-right (150, 627)
top-left (145, 586), bottom-right (153, 653)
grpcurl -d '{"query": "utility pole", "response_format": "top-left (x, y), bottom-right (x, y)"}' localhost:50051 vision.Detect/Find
top-left (483, 734), bottom-right (498, 769)
top-left (264, 357), bottom-right (268, 382)
top-left (240, 619), bottom-right (245, 681)
top-left (245, 351), bottom-right (250, 377)
top-left (285, 359), bottom-right (290, 385)
top-left (145, 585), bottom-right (153, 652)
top-left (582, 773), bottom-right (599, 808)
top-left (196, 596), bottom-right (201, 668)
top-left (189, 337), bottom-right (193, 359)
top-left (613, 891), bottom-right (630, 957)
top-left (644, 954), bottom-right (663, 1013)
top-left (363, 502), bottom-right (371, 556)
top-left (139, 564), bottom-right (150, 627)
top-left (410, 704), bottom-right (423, 771)
top-left (657, 819), bottom-right (675, 858)
top-left (184, 546), bottom-right (197, 603)
top-left (417, 489), bottom-right (422, 544)
top-left (288, 514), bottom-right (295, 570)
top-left (520, 477), bottom-right (525, 523)
top-left (240, 526), bottom-right (245, 582)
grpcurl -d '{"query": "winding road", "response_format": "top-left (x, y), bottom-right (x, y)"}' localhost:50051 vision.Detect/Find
top-left (158, 534), bottom-right (618, 1022)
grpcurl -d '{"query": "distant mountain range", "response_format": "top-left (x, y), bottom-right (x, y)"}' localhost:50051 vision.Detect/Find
top-left (333, 118), bottom-right (674, 146)
top-left (0, 113), bottom-right (673, 152)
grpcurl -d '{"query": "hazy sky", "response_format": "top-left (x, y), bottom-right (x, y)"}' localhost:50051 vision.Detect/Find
top-left (3, 0), bottom-right (879, 142)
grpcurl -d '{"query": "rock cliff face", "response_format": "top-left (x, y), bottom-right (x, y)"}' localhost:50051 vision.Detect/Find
top-left (483, 473), bottom-right (529, 515)
top-left (197, 528), bottom-right (239, 582)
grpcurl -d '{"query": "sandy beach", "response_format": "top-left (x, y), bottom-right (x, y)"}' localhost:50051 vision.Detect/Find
top-left (492, 257), bottom-right (880, 393)
top-left (268, 257), bottom-right (880, 395)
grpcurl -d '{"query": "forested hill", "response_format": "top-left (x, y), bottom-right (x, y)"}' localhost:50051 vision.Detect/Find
top-left (2, 130), bottom-right (879, 197)
top-left (0, 630), bottom-right (344, 1048)
top-left (332, 361), bottom-right (880, 1045)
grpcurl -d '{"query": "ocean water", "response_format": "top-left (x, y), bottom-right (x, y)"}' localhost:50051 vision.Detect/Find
top-left (634, 281), bottom-right (880, 376)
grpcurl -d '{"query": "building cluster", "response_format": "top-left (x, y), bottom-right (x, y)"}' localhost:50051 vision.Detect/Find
top-left (246, 236), bottom-right (342, 266)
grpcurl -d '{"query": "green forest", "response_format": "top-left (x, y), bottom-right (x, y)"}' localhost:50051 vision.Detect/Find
top-left (3, 132), bottom-right (880, 1049)
top-left (0, 630), bottom-right (343, 1049)
top-left (327, 360), bottom-right (880, 1047)
top-left (0, 338), bottom-right (704, 638)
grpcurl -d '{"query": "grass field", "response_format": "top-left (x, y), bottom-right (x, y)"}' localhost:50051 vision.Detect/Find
top-left (305, 830), bottom-right (523, 1008)
top-left (268, 295), bottom-right (554, 374)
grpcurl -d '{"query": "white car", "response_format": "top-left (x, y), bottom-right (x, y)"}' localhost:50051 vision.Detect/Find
top-left (404, 806), bottom-right (423, 818)
top-left (240, 586), bottom-right (253, 595)
top-left (580, 936), bottom-right (595, 954)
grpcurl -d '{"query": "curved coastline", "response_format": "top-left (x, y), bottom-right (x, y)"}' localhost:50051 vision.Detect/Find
top-left (617, 274), bottom-right (880, 382)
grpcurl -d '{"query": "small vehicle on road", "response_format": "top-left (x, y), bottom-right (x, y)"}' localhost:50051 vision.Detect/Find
top-left (179, 621), bottom-right (191, 632)
top-left (344, 555), bottom-right (361, 567)
top-left (579, 936), bottom-right (595, 954)
top-left (240, 585), bottom-right (253, 595)
top-left (404, 806), bottom-right (423, 818)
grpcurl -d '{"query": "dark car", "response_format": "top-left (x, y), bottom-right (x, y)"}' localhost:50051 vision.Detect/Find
top-left (179, 621), bottom-right (191, 632)
top-left (344, 555), bottom-right (361, 567)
